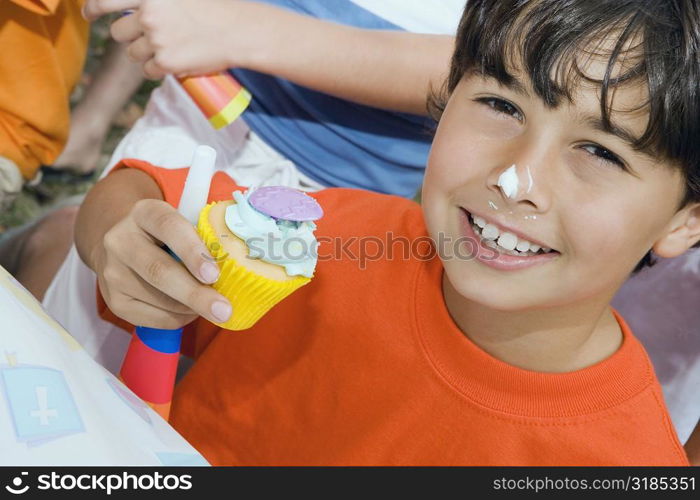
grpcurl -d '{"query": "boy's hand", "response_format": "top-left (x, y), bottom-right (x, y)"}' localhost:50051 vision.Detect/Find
top-left (83, 0), bottom-right (266, 79)
top-left (91, 198), bottom-right (232, 329)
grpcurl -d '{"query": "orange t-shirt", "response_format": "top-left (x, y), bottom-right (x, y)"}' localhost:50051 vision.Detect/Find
top-left (0, 0), bottom-right (88, 178)
top-left (100, 160), bottom-right (690, 466)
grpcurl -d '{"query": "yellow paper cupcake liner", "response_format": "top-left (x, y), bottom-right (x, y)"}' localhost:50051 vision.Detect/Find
top-left (197, 203), bottom-right (311, 330)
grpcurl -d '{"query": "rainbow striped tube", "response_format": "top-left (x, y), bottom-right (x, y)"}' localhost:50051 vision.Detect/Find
top-left (179, 73), bottom-right (252, 130)
top-left (119, 326), bottom-right (183, 420)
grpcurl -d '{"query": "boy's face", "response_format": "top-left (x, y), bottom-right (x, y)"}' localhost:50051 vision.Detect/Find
top-left (423, 59), bottom-right (691, 310)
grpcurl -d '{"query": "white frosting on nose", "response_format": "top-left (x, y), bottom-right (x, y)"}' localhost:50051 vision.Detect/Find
top-left (497, 164), bottom-right (519, 198)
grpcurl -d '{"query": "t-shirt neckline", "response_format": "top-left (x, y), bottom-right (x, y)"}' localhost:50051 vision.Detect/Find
top-left (413, 257), bottom-right (654, 418)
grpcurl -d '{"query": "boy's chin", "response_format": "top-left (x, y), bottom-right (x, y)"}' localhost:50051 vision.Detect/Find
top-left (443, 265), bottom-right (560, 312)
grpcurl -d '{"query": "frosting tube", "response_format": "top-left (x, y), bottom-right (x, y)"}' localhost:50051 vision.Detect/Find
top-left (225, 191), bottom-right (319, 278)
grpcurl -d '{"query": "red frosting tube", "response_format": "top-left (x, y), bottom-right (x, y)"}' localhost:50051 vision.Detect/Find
top-left (119, 326), bottom-right (183, 421)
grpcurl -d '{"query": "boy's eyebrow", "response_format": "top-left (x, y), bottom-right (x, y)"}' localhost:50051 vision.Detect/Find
top-left (493, 74), bottom-right (531, 98)
top-left (583, 114), bottom-right (643, 150)
top-left (585, 114), bottom-right (656, 177)
top-left (471, 69), bottom-right (532, 98)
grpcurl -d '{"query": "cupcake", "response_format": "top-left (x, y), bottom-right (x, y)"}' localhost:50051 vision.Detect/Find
top-left (197, 186), bottom-right (323, 330)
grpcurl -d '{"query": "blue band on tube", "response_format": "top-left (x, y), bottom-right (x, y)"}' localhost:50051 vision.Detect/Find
top-left (135, 326), bottom-right (183, 354)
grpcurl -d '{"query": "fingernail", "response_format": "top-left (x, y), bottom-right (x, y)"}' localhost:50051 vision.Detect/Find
top-left (212, 301), bottom-right (232, 323)
top-left (200, 262), bottom-right (220, 283)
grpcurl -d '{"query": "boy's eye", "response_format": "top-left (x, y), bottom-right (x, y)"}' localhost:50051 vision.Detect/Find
top-left (476, 97), bottom-right (524, 122)
top-left (580, 144), bottom-right (626, 170)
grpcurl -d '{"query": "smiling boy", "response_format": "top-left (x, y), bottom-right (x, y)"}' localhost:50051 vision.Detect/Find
top-left (69, 0), bottom-right (700, 465)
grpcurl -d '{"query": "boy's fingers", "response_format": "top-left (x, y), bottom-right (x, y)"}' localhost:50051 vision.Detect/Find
top-left (114, 265), bottom-right (195, 316)
top-left (126, 36), bottom-right (155, 63)
top-left (132, 199), bottom-right (221, 285)
top-left (110, 294), bottom-right (197, 330)
top-left (123, 236), bottom-right (232, 325)
top-left (110, 13), bottom-right (142, 43)
top-left (82, 0), bottom-right (141, 21)
top-left (143, 57), bottom-right (166, 80)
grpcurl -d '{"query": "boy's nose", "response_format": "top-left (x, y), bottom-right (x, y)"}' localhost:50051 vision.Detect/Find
top-left (487, 162), bottom-right (552, 213)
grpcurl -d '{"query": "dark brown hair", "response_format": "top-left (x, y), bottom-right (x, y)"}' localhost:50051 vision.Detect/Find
top-left (429, 0), bottom-right (700, 273)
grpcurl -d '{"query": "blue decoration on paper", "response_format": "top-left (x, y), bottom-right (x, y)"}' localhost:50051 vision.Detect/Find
top-left (0, 364), bottom-right (84, 446)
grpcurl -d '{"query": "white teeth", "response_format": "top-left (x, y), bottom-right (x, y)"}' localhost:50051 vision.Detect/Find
top-left (469, 212), bottom-right (556, 255)
top-left (497, 232), bottom-right (518, 251)
top-left (482, 224), bottom-right (500, 240)
top-left (516, 240), bottom-right (531, 252)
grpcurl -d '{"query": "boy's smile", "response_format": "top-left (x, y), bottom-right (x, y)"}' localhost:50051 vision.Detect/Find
top-left (458, 207), bottom-right (560, 271)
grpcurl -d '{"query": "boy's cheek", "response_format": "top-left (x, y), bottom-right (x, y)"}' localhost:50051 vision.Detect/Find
top-left (566, 216), bottom-right (650, 281)
top-left (428, 106), bottom-right (500, 192)
top-left (420, 183), bottom-right (448, 238)
top-left (427, 140), bottom-right (482, 193)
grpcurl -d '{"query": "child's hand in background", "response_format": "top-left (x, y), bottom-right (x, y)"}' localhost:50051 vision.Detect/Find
top-left (82, 0), bottom-right (455, 115)
top-left (89, 196), bottom-right (232, 329)
top-left (83, 0), bottom-right (269, 79)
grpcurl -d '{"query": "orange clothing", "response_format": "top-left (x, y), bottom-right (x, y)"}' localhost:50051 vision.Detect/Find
top-left (100, 160), bottom-right (690, 466)
top-left (0, 0), bottom-right (88, 178)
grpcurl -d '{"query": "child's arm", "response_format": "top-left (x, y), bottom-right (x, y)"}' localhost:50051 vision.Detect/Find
top-left (75, 167), bottom-right (232, 329)
top-left (83, 0), bottom-right (453, 115)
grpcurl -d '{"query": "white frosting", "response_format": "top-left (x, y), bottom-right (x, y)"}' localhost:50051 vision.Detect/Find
top-left (497, 164), bottom-right (520, 199)
top-left (224, 191), bottom-right (318, 278)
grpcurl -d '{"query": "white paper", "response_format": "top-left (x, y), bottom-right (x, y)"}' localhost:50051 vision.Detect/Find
top-left (0, 266), bottom-right (208, 466)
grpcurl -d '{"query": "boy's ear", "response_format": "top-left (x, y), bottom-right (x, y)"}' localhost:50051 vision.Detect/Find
top-left (653, 203), bottom-right (700, 258)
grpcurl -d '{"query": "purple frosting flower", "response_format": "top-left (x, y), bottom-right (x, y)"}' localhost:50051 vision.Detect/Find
top-left (249, 186), bottom-right (324, 222)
